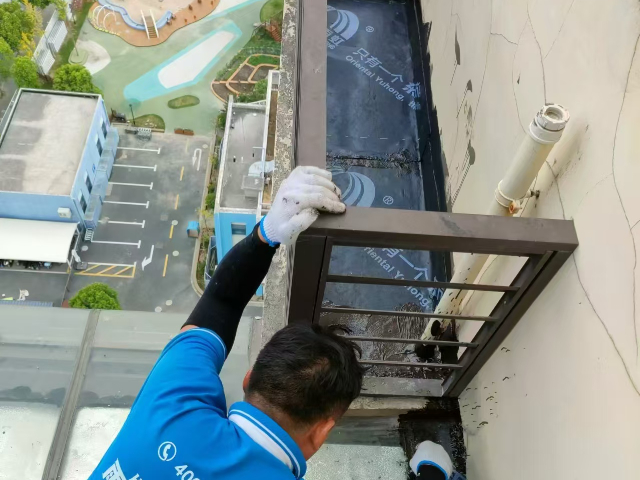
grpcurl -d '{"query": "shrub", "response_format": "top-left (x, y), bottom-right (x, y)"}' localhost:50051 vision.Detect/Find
top-left (69, 283), bottom-right (121, 310)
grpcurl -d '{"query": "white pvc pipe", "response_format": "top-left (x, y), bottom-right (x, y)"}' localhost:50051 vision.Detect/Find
top-left (422, 104), bottom-right (570, 343)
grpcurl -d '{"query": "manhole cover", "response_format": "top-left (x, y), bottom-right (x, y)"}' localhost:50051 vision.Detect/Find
top-left (171, 220), bottom-right (178, 226)
top-left (154, 307), bottom-right (162, 313)
top-left (202, 144), bottom-right (209, 149)
top-left (172, 251), bottom-right (179, 257)
top-left (165, 300), bottom-right (173, 306)
top-left (81, 245), bottom-right (89, 252)
top-left (160, 214), bottom-right (169, 221)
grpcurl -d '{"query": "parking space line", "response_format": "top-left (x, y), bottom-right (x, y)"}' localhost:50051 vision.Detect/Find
top-left (119, 147), bottom-right (161, 154)
top-left (91, 240), bottom-right (142, 248)
top-left (109, 181), bottom-right (153, 190)
top-left (108, 220), bottom-right (145, 228)
top-left (169, 224), bottom-right (175, 239)
top-left (174, 195), bottom-right (179, 210)
top-left (180, 166), bottom-right (184, 181)
top-left (113, 164), bottom-right (157, 171)
top-left (104, 200), bottom-right (150, 208)
top-left (163, 254), bottom-right (169, 277)
top-left (76, 262), bottom-right (136, 278)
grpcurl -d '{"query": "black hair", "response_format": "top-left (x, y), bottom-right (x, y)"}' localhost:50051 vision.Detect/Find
top-left (247, 324), bottom-right (365, 425)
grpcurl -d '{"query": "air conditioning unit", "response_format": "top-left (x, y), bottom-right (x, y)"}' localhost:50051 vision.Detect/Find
top-left (57, 207), bottom-right (72, 219)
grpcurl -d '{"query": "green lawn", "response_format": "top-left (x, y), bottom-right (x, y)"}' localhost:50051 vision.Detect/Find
top-left (260, 0), bottom-right (283, 23)
top-left (168, 95), bottom-right (200, 109)
top-left (134, 114), bottom-right (165, 130)
top-left (247, 54), bottom-right (279, 67)
top-left (56, 1), bottom-right (93, 68)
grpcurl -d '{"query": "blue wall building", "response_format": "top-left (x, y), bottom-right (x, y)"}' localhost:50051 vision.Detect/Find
top-left (0, 89), bottom-right (118, 232)
top-left (211, 71), bottom-right (279, 294)
top-left (0, 89), bottom-right (118, 263)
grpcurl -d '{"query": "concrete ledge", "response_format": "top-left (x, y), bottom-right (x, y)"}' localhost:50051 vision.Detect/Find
top-left (347, 396), bottom-right (427, 417)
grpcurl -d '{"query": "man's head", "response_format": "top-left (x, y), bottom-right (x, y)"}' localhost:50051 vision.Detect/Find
top-left (243, 324), bottom-right (365, 459)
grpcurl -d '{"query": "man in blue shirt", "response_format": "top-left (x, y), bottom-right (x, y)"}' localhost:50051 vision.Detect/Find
top-left (89, 166), bottom-right (452, 480)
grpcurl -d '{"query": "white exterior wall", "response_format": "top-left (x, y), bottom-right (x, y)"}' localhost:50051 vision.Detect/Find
top-left (421, 0), bottom-right (640, 478)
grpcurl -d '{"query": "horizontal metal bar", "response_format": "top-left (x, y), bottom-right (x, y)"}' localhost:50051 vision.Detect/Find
top-left (344, 335), bottom-right (478, 348)
top-left (359, 360), bottom-right (462, 369)
top-left (305, 208), bottom-right (579, 256)
top-left (326, 274), bottom-right (517, 292)
top-left (321, 307), bottom-right (496, 322)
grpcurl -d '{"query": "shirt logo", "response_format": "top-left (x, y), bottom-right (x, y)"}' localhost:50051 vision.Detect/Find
top-left (158, 441), bottom-right (177, 462)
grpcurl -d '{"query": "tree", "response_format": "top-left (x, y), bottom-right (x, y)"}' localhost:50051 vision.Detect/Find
top-left (11, 55), bottom-right (40, 88)
top-left (51, 0), bottom-right (67, 22)
top-left (0, 1), bottom-right (36, 52)
top-left (19, 0), bottom-right (43, 57)
top-left (53, 64), bottom-right (102, 94)
top-left (69, 283), bottom-right (122, 310)
top-left (0, 38), bottom-right (14, 81)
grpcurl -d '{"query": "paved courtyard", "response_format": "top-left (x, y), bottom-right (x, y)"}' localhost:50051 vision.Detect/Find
top-left (66, 130), bottom-right (210, 313)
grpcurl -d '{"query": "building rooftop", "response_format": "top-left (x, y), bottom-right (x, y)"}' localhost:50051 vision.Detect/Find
top-left (0, 90), bottom-right (99, 196)
top-left (219, 102), bottom-right (266, 210)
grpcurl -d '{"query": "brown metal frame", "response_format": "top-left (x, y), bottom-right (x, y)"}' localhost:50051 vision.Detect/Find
top-left (289, 0), bottom-right (579, 397)
top-left (288, 213), bottom-right (577, 397)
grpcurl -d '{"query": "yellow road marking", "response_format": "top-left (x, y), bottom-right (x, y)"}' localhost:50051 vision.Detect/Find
top-left (180, 166), bottom-right (184, 181)
top-left (169, 224), bottom-right (174, 239)
top-left (82, 264), bottom-right (101, 273)
top-left (174, 194), bottom-right (179, 210)
top-left (76, 264), bottom-right (135, 278)
top-left (163, 254), bottom-right (169, 277)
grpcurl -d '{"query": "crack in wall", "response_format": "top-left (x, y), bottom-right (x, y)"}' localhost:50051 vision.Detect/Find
top-left (611, 32), bottom-right (640, 362)
top-left (542, 0), bottom-right (577, 60)
top-left (526, 7), bottom-right (547, 102)
top-left (490, 31), bottom-right (517, 46)
top-left (546, 162), bottom-right (640, 397)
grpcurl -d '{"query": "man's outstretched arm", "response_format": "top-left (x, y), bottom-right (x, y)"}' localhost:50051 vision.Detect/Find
top-left (181, 166), bottom-right (345, 355)
top-left (182, 224), bottom-right (276, 354)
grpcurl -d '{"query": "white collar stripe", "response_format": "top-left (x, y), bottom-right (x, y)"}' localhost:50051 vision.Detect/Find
top-left (228, 409), bottom-right (301, 478)
top-left (229, 414), bottom-right (293, 471)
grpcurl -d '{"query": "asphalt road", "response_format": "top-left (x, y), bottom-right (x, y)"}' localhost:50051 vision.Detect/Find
top-left (0, 270), bottom-right (69, 307)
top-left (66, 130), bottom-right (210, 313)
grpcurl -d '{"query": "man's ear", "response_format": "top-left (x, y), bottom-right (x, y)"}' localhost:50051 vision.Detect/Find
top-left (309, 417), bottom-right (335, 452)
top-left (243, 369), bottom-right (252, 393)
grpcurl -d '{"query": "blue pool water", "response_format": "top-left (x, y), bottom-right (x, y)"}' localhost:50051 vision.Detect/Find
top-left (123, 20), bottom-right (242, 103)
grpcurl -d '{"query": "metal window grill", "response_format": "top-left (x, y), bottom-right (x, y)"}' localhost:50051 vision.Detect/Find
top-left (287, 0), bottom-right (579, 397)
top-left (287, 209), bottom-right (578, 397)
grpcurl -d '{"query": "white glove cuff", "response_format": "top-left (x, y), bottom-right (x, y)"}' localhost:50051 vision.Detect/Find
top-left (260, 215), bottom-right (280, 247)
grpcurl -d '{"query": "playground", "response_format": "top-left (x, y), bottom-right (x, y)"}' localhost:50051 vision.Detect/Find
top-left (74, 0), bottom-right (281, 134)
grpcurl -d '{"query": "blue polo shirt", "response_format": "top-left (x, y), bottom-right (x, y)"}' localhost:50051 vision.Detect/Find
top-left (88, 328), bottom-right (307, 480)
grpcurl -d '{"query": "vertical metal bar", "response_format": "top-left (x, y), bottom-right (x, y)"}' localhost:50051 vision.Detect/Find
top-left (312, 238), bottom-right (334, 324)
top-left (288, 235), bottom-right (328, 324)
top-left (443, 251), bottom-right (572, 397)
top-left (295, 0), bottom-right (327, 168)
top-left (42, 309), bottom-right (99, 480)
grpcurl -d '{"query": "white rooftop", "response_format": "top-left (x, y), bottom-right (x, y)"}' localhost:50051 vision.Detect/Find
top-left (0, 90), bottom-right (99, 196)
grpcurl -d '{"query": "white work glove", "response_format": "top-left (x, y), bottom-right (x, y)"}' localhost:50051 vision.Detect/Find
top-left (260, 166), bottom-right (345, 246)
top-left (410, 441), bottom-right (453, 480)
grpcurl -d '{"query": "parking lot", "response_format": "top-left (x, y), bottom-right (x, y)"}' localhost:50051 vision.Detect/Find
top-left (66, 130), bottom-right (210, 313)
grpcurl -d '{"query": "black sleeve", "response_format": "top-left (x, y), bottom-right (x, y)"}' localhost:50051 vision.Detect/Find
top-left (417, 465), bottom-right (447, 480)
top-left (184, 223), bottom-right (278, 355)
